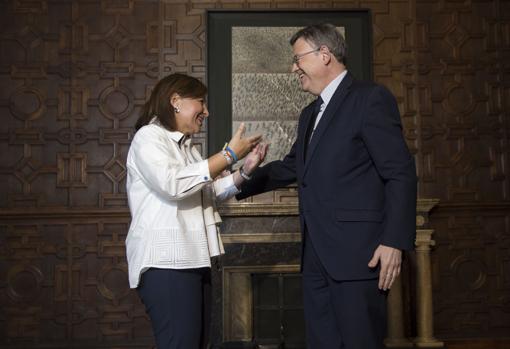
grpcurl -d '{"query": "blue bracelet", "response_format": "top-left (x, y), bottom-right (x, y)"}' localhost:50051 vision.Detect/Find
top-left (225, 146), bottom-right (238, 163)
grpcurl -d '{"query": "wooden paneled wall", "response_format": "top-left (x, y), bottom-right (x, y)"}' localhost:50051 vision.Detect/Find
top-left (0, 0), bottom-right (509, 348)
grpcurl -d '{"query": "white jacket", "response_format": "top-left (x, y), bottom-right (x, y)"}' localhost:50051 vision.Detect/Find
top-left (126, 119), bottom-right (238, 288)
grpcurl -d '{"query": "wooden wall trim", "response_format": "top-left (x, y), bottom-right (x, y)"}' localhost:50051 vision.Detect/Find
top-left (0, 208), bottom-right (130, 220)
top-left (435, 202), bottom-right (510, 211)
top-left (2, 200), bottom-right (509, 221)
top-left (0, 199), bottom-right (510, 220)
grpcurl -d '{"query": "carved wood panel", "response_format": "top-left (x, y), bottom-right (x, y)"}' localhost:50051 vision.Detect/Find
top-left (0, 216), bottom-right (154, 346)
top-left (414, 0), bottom-right (510, 341)
top-left (430, 206), bottom-right (510, 338)
top-left (0, 0), bottom-right (509, 347)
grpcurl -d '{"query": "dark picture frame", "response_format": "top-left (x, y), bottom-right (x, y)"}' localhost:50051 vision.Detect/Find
top-left (206, 9), bottom-right (373, 154)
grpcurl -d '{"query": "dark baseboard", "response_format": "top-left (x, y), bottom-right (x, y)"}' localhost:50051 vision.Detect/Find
top-left (445, 338), bottom-right (510, 349)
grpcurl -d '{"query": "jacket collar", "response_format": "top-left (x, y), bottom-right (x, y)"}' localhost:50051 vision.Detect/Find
top-left (149, 116), bottom-right (188, 145)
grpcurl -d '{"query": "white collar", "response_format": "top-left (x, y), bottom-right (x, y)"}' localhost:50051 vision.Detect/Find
top-left (320, 70), bottom-right (348, 107)
top-left (149, 116), bottom-right (187, 144)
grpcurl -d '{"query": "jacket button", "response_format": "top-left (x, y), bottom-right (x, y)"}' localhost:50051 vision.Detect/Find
top-left (302, 182), bottom-right (307, 188)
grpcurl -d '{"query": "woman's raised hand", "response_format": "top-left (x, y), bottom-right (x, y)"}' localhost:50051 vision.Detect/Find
top-left (228, 123), bottom-right (262, 160)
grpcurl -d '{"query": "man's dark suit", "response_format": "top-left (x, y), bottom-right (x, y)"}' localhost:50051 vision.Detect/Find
top-left (237, 72), bottom-right (417, 348)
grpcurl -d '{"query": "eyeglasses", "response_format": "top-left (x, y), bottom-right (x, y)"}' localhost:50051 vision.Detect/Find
top-left (292, 47), bottom-right (321, 64)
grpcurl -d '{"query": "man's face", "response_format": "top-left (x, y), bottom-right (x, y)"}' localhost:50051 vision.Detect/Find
top-left (291, 38), bottom-right (324, 96)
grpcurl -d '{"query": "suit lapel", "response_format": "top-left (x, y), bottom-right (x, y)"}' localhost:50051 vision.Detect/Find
top-left (298, 103), bottom-right (316, 166)
top-left (303, 72), bottom-right (354, 175)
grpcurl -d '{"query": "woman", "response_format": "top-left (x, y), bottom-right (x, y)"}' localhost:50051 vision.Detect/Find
top-left (126, 73), bottom-right (267, 349)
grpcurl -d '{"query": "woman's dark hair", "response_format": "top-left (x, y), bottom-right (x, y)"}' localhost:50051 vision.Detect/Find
top-left (135, 73), bottom-right (207, 131)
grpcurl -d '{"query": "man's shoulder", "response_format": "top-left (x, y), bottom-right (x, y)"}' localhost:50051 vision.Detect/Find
top-left (349, 79), bottom-right (379, 93)
top-left (350, 76), bottom-right (396, 92)
top-left (347, 79), bottom-right (397, 102)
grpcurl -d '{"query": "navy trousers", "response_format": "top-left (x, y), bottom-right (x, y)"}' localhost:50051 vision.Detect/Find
top-left (137, 267), bottom-right (211, 349)
top-left (302, 233), bottom-right (387, 349)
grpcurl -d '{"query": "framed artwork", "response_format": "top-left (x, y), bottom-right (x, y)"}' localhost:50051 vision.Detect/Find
top-left (206, 9), bottom-right (372, 168)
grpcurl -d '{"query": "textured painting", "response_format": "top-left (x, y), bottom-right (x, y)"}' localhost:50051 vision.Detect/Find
top-left (231, 27), bottom-right (345, 163)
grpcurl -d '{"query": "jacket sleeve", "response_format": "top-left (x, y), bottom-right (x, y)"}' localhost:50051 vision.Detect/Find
top-left (361, 85), bottom-right (418, 250)
top-left (128, 127), bottom-right (211, 201)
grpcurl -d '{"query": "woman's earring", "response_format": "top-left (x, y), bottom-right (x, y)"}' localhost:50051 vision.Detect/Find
top-left (174, 106), bottom-right (180, 113)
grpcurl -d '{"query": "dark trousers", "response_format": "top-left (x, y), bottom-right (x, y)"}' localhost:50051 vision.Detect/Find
top-left (302, 234), bottom-right (387, 349)
top-left (137, 267), bottom-right (211, 349)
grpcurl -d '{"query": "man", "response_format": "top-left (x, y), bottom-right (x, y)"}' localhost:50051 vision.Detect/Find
top-left (236, 24), bottom-right (417, 349)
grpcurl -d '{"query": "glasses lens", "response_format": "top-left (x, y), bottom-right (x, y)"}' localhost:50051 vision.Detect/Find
top-left (292, 48), bottom-right (320, 64)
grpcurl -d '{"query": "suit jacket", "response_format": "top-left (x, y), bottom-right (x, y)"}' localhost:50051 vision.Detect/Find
top-left (237, 72), bottom-right (417, 281)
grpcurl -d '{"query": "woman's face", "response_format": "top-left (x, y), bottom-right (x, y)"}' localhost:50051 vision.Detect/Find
top-left (172, 95), bottom-right (209, 135)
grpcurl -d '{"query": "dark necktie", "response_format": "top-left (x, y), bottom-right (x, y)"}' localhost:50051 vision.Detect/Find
top-left (304, 96), bottom-right (323, 160)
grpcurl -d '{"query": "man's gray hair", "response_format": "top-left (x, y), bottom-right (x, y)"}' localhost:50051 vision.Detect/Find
top-left (290, 23), bottom-right (347, 65)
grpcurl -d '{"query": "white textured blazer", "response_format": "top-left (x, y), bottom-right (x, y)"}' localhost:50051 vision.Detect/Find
top-left (126, 119), bottom-right (239, 288)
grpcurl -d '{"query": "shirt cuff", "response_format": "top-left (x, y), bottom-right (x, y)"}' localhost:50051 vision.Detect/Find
top-left (198, 159), bottom-right (212, 182)
top-left (214, 174), bottom-right (240, 201)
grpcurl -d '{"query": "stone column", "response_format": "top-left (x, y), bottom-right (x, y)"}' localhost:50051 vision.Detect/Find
top-left (414, 229), bottom-right (444, 348)
top-left (385, 273), bottom-right (413, 348)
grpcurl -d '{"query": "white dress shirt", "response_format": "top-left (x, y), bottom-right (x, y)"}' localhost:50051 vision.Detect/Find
top-left (125, 119), bottom-right (239, 288)
top-left (311, 70), bottom-right (348, 132)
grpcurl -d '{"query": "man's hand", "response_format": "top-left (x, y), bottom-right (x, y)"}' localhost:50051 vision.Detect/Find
top-left (368, 244), bottom-right (402, 290)
top-left (242, 143), bottom-right (269, 174)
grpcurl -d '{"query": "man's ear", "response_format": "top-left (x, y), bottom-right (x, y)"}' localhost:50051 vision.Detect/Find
top-left (320, 46), bottom-right (332, 65)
